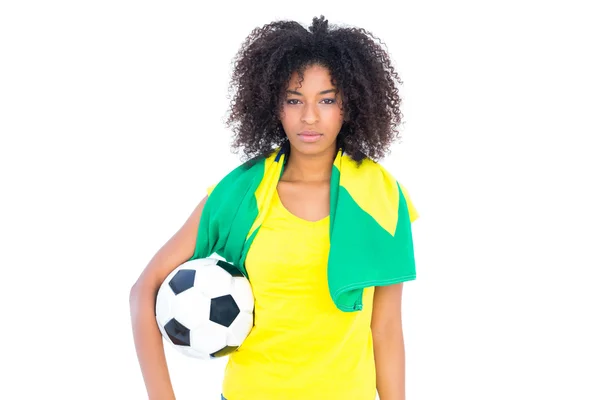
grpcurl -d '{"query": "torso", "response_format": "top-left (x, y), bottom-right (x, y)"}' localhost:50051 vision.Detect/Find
top-left (220, 186), bottom-right (377, 400)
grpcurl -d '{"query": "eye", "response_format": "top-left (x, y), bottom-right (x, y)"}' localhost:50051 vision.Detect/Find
top-left (286, 99), bottom-right (301, 105)
top-left (321, 98), bottom-right (336, 104)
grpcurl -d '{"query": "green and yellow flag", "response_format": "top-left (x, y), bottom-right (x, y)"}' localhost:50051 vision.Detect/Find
top-left (191, 147), bottom-right (416, 312)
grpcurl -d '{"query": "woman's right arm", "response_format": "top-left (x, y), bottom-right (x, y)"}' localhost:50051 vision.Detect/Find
top-left (129, 195), bottom-right (208, 400)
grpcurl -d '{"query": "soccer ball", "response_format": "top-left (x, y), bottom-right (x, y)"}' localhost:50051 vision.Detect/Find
top-left (155, 257), bottom-right (254, 359)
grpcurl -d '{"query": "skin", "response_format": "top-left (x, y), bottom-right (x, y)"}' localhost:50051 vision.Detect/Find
top-left (278, 64), bottom-right (407, 400)
top-left (277, 64), bottom-right (344, 221)
top-left (129, 63), bottom-right (406, 400)
top-left (130, 196), bottom-right (207, 400)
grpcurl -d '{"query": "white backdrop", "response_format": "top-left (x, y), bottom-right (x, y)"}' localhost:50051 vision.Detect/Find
top-left (1, 1), bottom-right (599, 399)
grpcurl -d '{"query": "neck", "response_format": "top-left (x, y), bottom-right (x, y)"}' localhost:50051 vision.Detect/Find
top-left (282, 145), bottom-right (337, 183)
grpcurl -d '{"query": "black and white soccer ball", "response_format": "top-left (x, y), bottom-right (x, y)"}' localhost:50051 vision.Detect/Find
top-left (155, 257), bottom-right (254, 360)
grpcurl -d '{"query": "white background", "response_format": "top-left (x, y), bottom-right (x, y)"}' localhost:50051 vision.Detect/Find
top-left (1, 1), bottom-right (599, 399)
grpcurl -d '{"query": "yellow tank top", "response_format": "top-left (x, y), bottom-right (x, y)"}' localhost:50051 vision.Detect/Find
top-left (218, 185), bottom-right (419, 400)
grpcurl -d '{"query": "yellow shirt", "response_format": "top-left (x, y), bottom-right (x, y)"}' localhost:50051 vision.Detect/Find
top-left (219, 187), bottom-right (419, 400)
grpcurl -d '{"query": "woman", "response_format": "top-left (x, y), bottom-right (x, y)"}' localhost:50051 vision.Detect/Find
top-left (130, 15), bottom-right (419, 400)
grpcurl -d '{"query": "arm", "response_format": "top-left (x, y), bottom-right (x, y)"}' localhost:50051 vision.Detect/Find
top-left (371, 282), bottom-right (406, 400)
top-left (129, 196), bottom-right (208, 400)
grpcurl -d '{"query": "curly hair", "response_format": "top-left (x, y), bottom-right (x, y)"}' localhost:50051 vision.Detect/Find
top-left (224, 15), bottom-right (404, 163)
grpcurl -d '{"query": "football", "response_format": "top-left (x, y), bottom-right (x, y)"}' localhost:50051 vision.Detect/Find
top-left (155, 257), bottom-right (254, 359)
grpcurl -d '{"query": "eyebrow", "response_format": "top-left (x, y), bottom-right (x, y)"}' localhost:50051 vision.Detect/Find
top-left (286, 89), bottom-right (337, 96)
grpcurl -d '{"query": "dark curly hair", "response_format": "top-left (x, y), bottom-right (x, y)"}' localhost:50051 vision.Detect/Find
top-left (224, 15), bottom-right (404, 163)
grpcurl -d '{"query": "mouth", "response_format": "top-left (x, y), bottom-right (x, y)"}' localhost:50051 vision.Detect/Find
top-left (298, 131), bottom-right (323, 143)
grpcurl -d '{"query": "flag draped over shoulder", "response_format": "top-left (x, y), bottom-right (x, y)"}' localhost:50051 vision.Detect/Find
top-left (190, 146), bottom-right (416, 312)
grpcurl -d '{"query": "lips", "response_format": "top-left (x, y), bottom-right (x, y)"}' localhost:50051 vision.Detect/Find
top-left (298, 131), bottom-right (323, 143)
top-left (299, 131), bottom-right (321, 136)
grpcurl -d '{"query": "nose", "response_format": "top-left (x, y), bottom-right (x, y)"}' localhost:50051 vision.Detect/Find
top-left (300, 102), bottom-right (319, 125)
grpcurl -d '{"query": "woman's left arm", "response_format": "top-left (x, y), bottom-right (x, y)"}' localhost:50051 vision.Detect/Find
top-left (371, 282), bottom-right (406, 400)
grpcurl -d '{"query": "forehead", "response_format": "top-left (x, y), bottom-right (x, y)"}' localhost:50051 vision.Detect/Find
top-left (287, 65), bottom-right (335, 89)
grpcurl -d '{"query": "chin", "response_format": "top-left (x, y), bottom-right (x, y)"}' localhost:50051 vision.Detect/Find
top-left (289, 138), bottom-right (337, 156)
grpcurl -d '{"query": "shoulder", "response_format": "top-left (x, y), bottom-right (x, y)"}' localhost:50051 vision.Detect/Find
top-left (361, 157), bottom-right (420, 223)
top-left (206, 151), bottom-right (274, 197)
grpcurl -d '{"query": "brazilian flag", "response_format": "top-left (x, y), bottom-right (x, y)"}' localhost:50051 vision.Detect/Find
top-left (191, 147), bottom-right (416, 312)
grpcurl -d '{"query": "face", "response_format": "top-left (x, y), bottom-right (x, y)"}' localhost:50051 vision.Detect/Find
top-left (279, 64), bottom-right (344, 157)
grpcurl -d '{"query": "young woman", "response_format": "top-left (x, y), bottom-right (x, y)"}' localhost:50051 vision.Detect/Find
top-left (130, 15), bottom-right (419, 400)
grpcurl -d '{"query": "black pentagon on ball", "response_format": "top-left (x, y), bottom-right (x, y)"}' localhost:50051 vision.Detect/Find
top-left (210, 345), bottom-right (238, 358)
top-left (216, 260), bottom-right (244, 277)
top-left (209, 294), bottom-right (240, 327)
top-left (169, 269), bottom-right (195, 295)
top-left (164, 318), bottom-right (191, 346)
